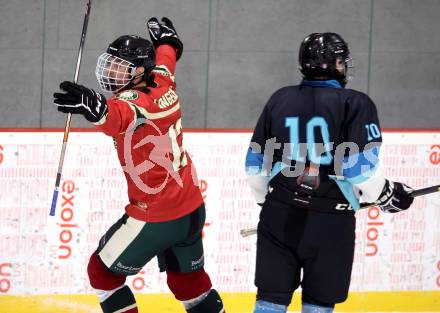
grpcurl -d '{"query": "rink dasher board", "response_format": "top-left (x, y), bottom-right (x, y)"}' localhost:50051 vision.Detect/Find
top-left (0, 130), bottom-right (439, 296)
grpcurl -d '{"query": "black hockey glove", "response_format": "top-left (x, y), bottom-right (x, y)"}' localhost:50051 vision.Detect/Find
top-left (54, 81), bottom-right (108, 124)
top-left (147, 17), bottom-right (183, 60)
top-left (377, 180), bottom-right (414, 213)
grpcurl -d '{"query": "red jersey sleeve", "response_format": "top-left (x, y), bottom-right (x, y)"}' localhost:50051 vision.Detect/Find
top-left (93, 96), bottom-right (137, 136)
top-left (155, 44), bottom-right (177, 74)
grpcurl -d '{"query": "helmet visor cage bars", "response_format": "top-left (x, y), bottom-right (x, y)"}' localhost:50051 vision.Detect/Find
top-left (95, 53), bottom-right (137, 93)
top-left (344, 55), bottom-right (354, 81)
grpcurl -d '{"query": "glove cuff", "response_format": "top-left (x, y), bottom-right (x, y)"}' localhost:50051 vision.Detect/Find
top-left (93, 110), bottom-right (108, 126)
top-left (376, 179), bottom-right (394, 209)
top-left (88, 93), bottom-right (108, 124)
top-left (156, 37), bottom-right (183, 60)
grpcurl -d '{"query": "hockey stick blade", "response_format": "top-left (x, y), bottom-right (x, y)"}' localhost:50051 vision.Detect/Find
top-left (239, 183), bottom-right (440, 238)
top-left (50, 0), bottom-right (92, 217)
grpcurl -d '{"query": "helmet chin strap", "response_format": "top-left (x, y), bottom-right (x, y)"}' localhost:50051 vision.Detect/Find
top-left (143, 65), bottom-right (157, 87)
top-left (114, 66), bottom-right (154, 93)
top-left (125, 70), bottom-right (146, 90)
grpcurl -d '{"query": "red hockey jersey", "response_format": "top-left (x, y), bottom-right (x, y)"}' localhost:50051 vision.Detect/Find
top-left (95, 44), bottom-right (203, 222)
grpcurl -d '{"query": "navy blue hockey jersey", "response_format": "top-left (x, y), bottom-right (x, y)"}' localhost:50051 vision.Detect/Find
top-left (245, 80), bottom-right (385, 210)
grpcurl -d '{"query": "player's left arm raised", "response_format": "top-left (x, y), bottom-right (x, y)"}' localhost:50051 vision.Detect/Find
top-left (147, 17), bottom-right (183, 74)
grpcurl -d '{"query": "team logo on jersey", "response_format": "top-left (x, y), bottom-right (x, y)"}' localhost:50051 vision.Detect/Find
top-left (117, 90), bottom-right (139, 101)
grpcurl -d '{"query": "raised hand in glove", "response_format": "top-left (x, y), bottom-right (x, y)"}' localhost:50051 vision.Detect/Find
top-left (147, 17), bottom-right (183, 60)
top-left (377, 180), bottom-right (414, 213)
top-left (54, 81), bottom-right (108, 124)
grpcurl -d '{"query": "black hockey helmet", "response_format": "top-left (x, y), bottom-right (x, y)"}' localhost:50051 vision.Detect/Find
top-left (96, 35), bottom-right (156, 92)
top-left (107, 35), bottom-right (156, 70)
top-left (299, 32), bottom-right (351, 86)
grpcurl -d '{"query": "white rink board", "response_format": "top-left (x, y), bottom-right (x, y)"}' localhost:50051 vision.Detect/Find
top-left (0, 131), bottom-right (439, 296)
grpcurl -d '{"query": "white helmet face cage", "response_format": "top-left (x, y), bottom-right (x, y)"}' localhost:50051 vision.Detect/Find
top-left (95, 53), bottom-right (137, 93)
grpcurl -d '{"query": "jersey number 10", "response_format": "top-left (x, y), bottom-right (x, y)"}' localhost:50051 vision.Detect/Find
top-left (285, 117), bottom-right (333, 165)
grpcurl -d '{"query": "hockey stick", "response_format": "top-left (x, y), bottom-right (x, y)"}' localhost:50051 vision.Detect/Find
top-left (49, 0), bottom-right (92, 216)
top-left (410, 184), bottom-right (440, 197)
top-left (239, 184), bottom-right (440, 237)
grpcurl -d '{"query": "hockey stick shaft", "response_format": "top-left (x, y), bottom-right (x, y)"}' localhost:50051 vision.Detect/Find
top-left (240, 183), bottom-right (440, 237)
top-left (49, 0), bottom-right (92, 216)
top-left (410, 184), bottom-right (440, 197)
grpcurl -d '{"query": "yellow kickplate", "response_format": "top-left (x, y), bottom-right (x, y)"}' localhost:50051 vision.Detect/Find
top-left (0, 291), bottom-right (439, 312)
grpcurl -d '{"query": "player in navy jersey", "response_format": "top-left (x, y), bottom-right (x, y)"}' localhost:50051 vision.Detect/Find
top-left (245, 33), bottom-right (414, 313)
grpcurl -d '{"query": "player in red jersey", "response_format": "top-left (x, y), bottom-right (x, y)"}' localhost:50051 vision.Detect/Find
top-left (54, 17), bottom-right (225, 313)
